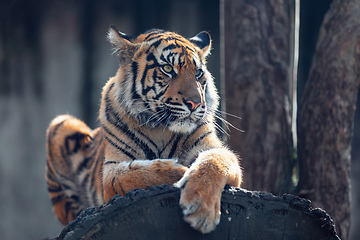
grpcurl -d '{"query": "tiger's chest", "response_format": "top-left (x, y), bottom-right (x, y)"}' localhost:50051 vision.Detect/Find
top-left (104, 123), bottom-right (190, 161)
top-left (136, 131), bottom-right (189, 161)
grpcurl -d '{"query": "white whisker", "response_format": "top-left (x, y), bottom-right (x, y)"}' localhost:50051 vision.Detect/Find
top-left (208, 107), bottom-right (242, 121)
top-left (206, 107), bottom-right (244, 134)
top-left (152, 111), bottom-right (169, 128)
top-left (140, 109), bottom-right (166, 127)
top-left (213, 120), bottom-right (230, 136)
top-left (163, 113), bottom-right (173, 131)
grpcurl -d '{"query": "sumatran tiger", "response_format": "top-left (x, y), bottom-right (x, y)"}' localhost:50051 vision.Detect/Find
top-left (46, 25), bottom-right (242, 234)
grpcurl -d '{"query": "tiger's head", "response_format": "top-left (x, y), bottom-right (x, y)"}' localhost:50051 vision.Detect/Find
top-left (107, 25), bottom-right (219, 134)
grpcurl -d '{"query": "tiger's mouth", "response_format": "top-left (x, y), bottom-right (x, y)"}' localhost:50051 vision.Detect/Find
top-left (168, 118), bottom-right (198, 133)
top-left (167, 108), bottom-right (206, 133)
top-left (139, 104), bottom-right (205, 133)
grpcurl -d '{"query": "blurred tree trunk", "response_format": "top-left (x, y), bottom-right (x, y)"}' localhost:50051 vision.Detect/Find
top-left (221, 0), bottom-right (295, 195)
top-left (297, 0), bottom-right (360, 239)
top-left (222, 1), bottom-right (360, 239)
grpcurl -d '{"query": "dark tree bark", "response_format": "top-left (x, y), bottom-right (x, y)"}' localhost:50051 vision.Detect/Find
top-left (297, 0), bottom-right (360, 239)
top-left (221, 0), bottom-right (295, 195)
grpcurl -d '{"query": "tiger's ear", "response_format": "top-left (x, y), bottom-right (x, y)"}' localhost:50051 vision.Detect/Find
top-left (190, 31), bottom-right (211, 58)
top-left (107, 25), bottom-right (137, 64)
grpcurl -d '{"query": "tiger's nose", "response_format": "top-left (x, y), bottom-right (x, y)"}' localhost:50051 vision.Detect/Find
top-left (185, 98), bottom-right (201, 111)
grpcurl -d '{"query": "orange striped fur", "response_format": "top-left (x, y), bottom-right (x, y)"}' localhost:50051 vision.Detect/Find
top-left (46, 26), bottom-right (242, 233)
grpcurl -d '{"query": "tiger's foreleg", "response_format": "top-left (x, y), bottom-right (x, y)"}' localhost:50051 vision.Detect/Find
top-left (102, 159), bottom-right (188, 202)
top-left (174, 148), bottom-right (242, 234)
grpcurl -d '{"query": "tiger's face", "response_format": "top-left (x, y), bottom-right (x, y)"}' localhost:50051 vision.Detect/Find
top-left (108, 26), bottom-right (219, 134)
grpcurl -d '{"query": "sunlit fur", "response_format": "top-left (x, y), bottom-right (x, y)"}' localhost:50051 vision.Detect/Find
top-left (46, 26), bottom-right (242, 234)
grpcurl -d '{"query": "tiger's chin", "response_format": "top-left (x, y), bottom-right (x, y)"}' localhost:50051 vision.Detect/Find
top-left (168, 119), bottom-right (198, 134)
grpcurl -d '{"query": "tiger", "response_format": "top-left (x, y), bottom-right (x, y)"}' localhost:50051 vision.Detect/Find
top-left (46, 25), bottom-right (242, 234)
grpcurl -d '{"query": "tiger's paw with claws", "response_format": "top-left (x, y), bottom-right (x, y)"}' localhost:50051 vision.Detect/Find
top-left (174, 149), bottom-right (242, 233)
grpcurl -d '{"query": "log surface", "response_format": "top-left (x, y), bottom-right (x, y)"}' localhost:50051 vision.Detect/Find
top-left (54, 185), bottom-right (340, 240)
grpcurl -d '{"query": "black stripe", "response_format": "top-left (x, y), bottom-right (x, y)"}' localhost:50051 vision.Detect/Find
top-left (47, 120), bottom-right (67, 178)
top-left (70, 195), bottom-right (80, 202)
top-left (136, 128), bottom-right (159, 151)
top-left (61, 147), bottom-right (72, 169)
top-left (158, 134), bottom-right (176, 158)
top-left (47, 185), bottom-right (62, 193)
top-left (152, 68), bottom-right (159, 86)
top-left (140, 58), bottom-right (163, 96)
top-left (76, 156), bottom-right (93, 173)
top-left (91, 150), bottom-right (104, 204)
top-left (131, 62), bottom-right (141, 100)
top-left (146, 36), bottom-right (186, 51)
top-left (102, 125), bottom-right (137, 154)
top-left (192, 131), bottom-right (212, 148)
top-left (158, 134), bottom-right (175, 156)
top-left (47, 179), bottom-right (62, 193)
top-left (169, 105), bottom-right (185, 111)
top-left (146, 52), bottom-right (159, 66)
top-left (76, 132), bottom-right (103, 173)
top-left (182, 121), bottom-right (208, 147)
top-left (58, 182), bottom-right (73, 191)
top-left (155, 85), bottom-right (169, 100)
top-left (81, 173), bottom-right (91, 204)
top-left (111, 177), bottom-right (118, 196)
top-left (141, 65), bottom-right (153, 95)
top-left (151, 70), bottom-right (171, 97)
top-left (168, 134), bottom-right (183, 159)
top-left (46, 170), bottom-right (57, 183)
top-left (46, 161), bottom-right (56, 178)
top-left (82, 173), bottom-right (90, 188)
top-left (169, 36), bottom-right (187, 44)
top-left (47, 158), bottom-right (70, 184)
top-left (144, 30), bottom-right (165, 41)
top-left (92, 187), bottom-right (99, 205)
top-left (50, 119), bottom-right (66, 139)
top-left (160, 54), bottom-right (168, 63)
top-left (166, 52), bottom-right (175, 64)
top-left (185, 46), bottom-right (195, 53)
top-left (111, 177), bottom-right (126, 196)
top-left (165, 100), bottom-right (182, 106)
top-left (178, 51), bottom-right (186, 68)
top-left (192, 58), bottom-right (198, 68)
top-left (146, 35), bottom-right (186, 44)
top-left (65, 132), bottom-right (87, 155)
top-left (51, 194), bottom-right (65, 205)
top-left (105, 136), bottom-right (136, 160)
top-left (64, 201), bottom-right (74, 221)
top-left (92, 184), bottom-right (101, 205)
top-left (105, 103), bottom-right (157, 160)
top-left (163, 44), bottom-right (179, 51)
top-left (104, 161), bottom-right (118, 165)
top-left (148, 38), bottom-right (164, 51)
top-left (88, 135), bottom-right (104, 205)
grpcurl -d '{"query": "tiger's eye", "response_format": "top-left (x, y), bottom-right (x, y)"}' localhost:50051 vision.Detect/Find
top-left (195, 69), bottom-right (203, 78)
top-left (162, 65), bottom-right (173, 73)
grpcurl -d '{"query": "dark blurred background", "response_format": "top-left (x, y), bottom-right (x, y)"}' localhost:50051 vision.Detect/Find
top-left (0, 0), bottom-right (220, 239)
top-left (0, 0), bottom-right (359, 239)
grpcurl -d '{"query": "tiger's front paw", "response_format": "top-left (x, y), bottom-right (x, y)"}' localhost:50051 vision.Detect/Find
top-left (174, 170), bottom-right (225, 234)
